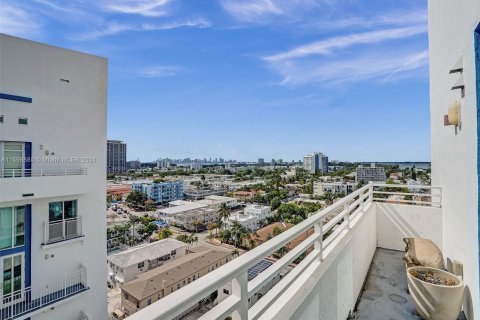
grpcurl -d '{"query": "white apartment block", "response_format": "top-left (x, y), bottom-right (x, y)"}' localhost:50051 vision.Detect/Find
top-left (244, 204), bottom-right (271, 221)
top-left (107, 239), bottom-right (186, 288)
top-left (0, 34), bottom-right (107, 319)
top-left (313, 182), bottom-right (357, 196)
top-left (227, 205), bottom-right (271, 231)
top-left (355, 163), bottom-right (386, 183)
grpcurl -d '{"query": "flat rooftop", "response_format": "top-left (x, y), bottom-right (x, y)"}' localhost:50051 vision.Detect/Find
top-left (107, 239), bottom-right (186, 268)
top-left (158, 203), bottom-right (208, 215)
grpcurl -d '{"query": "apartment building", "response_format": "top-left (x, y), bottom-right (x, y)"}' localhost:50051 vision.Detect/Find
top-left (313, 181), bottom-right (357, 196)
top-left (0, 34), bottom-right (107, 319)
top-left (107, 239), bottom-right (186, 287)
top-left (303, 152), bottom-right (328, 174)
top-left (107, 140), bottom-right (127, 174)
top-left (120, 248), bottom-right (232, 316)
top-left (197, 195), bottom-right (238, 208)
top-left (174, 208), bottom-right (219, 231)
top-left (132, 181), bottom-right (183, 204)
top-left (355, 163), bottom-right (386, 183)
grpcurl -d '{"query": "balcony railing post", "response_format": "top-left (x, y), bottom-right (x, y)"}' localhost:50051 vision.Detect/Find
top-left (368, 182), bottom-right (374, 202)
top-left (231, 271), bottom-right (248, 320)
top-left (344, 203), bottom-right (351, 229)
top-left (314, 220), bottom-right (323, 262)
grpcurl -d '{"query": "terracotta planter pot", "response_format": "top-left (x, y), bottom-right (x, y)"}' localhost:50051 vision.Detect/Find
top-left (407, 266), bottom-right (464, 320)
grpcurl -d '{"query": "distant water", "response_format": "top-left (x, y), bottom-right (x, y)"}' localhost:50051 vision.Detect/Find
top-left (376, 162), bottom-right (431, 170)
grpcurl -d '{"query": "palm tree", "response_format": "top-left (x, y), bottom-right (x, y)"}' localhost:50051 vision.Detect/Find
top-left (231, 248), bottom-right (240, 258)
top-left (193, 220), bottom-right (202, 233)
top-left (217, 203), bottom-right (230, 230)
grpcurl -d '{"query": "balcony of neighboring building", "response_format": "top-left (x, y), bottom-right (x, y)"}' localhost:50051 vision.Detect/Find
top-left (0, 168), bottom-right (89, 202)
top-left (123, 182), bottom-right (470, 320)
top-left (0, 267), bottom-right (88, 320)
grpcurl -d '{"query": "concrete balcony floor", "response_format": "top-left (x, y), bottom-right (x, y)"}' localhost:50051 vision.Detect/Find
top-left (355, 248), bottom-right (465, 320)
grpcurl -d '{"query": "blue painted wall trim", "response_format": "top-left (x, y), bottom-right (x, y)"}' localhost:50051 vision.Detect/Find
top-left (0, 93), bottom-right (32, 103)
top-left (0, 205), bottom-right (31, 288)
top-left (24, 142), bottom-right (32, 177)
top-left (475, 22), bottom-right (480, 299)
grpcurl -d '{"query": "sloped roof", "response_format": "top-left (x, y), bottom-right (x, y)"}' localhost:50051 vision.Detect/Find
top-left (121, 249), bottom-right (232, 300)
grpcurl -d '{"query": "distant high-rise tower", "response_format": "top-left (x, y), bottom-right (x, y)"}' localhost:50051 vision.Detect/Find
top-left (258, 158), bottom-right (265, 164)
top-left (107, 140), bottom-right (127, 173)
top-left (303, 152), bottom-right (328, 174)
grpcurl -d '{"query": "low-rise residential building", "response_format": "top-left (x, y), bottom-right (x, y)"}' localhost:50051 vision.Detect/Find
top-left (313, 182), bottom-right (356, 196)
top-left (227, 205), bottom-right (271, 231)
top-left (158, 202), bottom-right (209, 224)
top-left (355, 163), bottom-right (386, 183)
top-left (120, 248), bottom-right (232, 317)
top-left (244, 204), bottom-right (271, 220)
top-left (233, 191), bottom-right (258, 201)
top-left (183, 187), bottom-right (227, 200)
top-left (107, 239), bottom-right (186, 287)
top-left (132, 181), bottom-right (184, 204)
top-left (197, 195), bottom-right (238, 208)
top-left (227, 212), bottom-right (260, 230)
top-left (174, 208), bottom-right (218, 231)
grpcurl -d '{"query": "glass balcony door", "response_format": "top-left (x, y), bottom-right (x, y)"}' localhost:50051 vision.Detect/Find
top-left (1, 253), bottom-right (24, 305)
top-left (1, 142), bottom-right (24, 178)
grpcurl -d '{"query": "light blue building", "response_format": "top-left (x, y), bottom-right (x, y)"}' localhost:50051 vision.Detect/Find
top-left (132, 181), bottom-right (184, 204)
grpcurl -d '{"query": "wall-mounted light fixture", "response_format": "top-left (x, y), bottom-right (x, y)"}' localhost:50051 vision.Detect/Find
top-left (444, 100), bottom-right (461, 127)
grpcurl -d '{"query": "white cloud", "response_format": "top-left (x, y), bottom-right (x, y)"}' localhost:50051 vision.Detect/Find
top-left (0, 3), bottom-right (41, 37)
top-left (264, 25), bottom-right (427, 62)
top-left (137, 66), bottom-right (183, 78)
top-left (79, 17), bottom-right (211, 40)
top-left (268, 50), bottom-right (429, 87)
top-left (78, 22), bottom-right (136, 40)
top-left (220, 0), bottom-right (316, 24)
top-left (310, 10), bottom-right (427, 31)
top-left (102, 0), bottom-right (173, 17)
top-left (142, 18), bottom-right (211, 30)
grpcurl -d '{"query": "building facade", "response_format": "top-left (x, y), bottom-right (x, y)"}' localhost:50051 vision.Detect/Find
top-left (107, 140), bottom-right (127, 174)
top-left (355, 163), bottom-right (386, 183)
top-left (120, 248), bottom-right (232, 316)
top-left (313, 182), bottom-right (357, 196)
top-left (0, 34), bottom-right (107, 320)
top-left (303, 152), bottom-right (328, 174)
top-left (107, 239), bottom-right (186, 288)
top-left (429, 1), bottom-right (480, 317)
top-left (132, 181), bottom-right (184, 204)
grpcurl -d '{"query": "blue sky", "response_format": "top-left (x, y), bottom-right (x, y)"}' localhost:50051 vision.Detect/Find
top-left (0, 0), bottom-right (430, 162)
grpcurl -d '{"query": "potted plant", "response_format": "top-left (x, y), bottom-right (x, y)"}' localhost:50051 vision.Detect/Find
top-left (407, 266), bottom-right (464, 320)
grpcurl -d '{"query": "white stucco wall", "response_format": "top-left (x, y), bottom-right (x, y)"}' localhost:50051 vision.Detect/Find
top-left (429, 1), bottom-right (480, 318)
top-left (375, 203), bottom-right (442, 251)
top-left (0, 34), bottom-right (108, 320)
top-left (260, 204), bottom-right (377, 320)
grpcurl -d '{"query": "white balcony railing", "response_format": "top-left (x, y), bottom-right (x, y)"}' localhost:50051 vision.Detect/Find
top-left (0, 168), bottom-right (87, 178)
top-left (44, 217), bottom-right (83, 245)
top-left (127, 182), bottom-right (441, 320)
top-left (0, 268), bottom-right (88, 320)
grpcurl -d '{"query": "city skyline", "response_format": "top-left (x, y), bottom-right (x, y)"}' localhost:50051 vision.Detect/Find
top-left (2, 0), bottom-right (430, 162)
